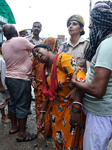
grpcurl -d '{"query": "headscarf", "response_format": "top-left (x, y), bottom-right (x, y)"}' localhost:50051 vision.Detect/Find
top-left (41, 37), bottom-right (57, 53)
top-left (85, 1), bottom-right (112, 61)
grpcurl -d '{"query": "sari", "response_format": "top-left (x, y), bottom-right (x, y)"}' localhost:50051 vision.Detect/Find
top-left (32, 57), bottom-right (52, 136)
top-left (32, 37), bottom-right (58, 136)
top-left (42, 53), bottom-right (86, 149)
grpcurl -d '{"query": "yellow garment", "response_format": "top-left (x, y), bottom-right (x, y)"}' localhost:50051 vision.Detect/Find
top-left (45, 53), bottom-right (85, 149)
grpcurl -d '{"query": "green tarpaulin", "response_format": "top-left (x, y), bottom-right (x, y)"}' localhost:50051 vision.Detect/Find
top-left (0, 0), bottom-right (16, 24)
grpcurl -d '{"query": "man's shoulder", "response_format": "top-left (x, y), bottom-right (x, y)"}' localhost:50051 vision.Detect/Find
top-left (80, 37), bottom-right (89, 45)
top-left (12, 37), bottom-right (27, 41)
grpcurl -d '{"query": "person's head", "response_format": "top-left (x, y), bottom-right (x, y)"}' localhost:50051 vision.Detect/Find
top-left (41, 37), bottom-right (58, 54)
top-left (32, 37), bottom-right (57, 64)
top-left (32, 21), bottom-right (42, 36)
top-left (67, 14), bottom-right (85, 36)
top-left (3, 24), bottom-right (18, 40)
top-left (19, 29), bottom-right (28, 37)
top-left (85, 1), bottom-right (112, 61)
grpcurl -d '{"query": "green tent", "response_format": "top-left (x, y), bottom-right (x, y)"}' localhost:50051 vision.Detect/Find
top-left (0, 0), bottom-right (16, 24)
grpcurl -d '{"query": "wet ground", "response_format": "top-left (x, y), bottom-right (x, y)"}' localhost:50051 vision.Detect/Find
top-left (0, 101), bottom-right (55, 150)
top-left (1, 101), bottom-right (112, 150)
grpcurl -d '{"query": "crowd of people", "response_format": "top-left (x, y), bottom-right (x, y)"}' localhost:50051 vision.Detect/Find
top-left (0, 1), bottom-right (112, 150)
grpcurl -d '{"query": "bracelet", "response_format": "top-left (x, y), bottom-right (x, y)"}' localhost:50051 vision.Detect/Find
top-left (39, 112), bottom-right (45, 114)
top-left (32, 78), bottom-right (36, 81)
top-left (73, 101), bottom-right (82, 106)
top-left (72, 107), bottom-right (80, 114)
top-left (72, 104), bottom-right (81, 111)
top-left (40, 111), bottom-right (46, 112)
top-left (39, 111), bottom-right (46, 114)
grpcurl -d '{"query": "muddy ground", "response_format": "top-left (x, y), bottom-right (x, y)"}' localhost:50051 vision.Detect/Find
top-left (0, 101), bottom-right (55, 150)
top-left (0, 101), bottom-right (112, 150)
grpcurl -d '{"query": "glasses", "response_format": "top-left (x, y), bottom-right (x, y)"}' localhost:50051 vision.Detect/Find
top-left (33, 25), bottom-right (41, 28)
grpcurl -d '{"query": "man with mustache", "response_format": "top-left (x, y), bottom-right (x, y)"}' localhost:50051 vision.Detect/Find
top-left (27, 21), bottom-right (42, 46)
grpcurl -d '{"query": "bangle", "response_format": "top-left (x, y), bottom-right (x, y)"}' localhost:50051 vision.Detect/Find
top-left (40, 111), bottom-right (46, 112)
top-left (39, 111), bottom-right (46, 114)
top-left (72, 105), bottom-right (81, 111)
top-left (39, 112), bottom-right (45, 114)
top-left (32, 78), bottom-right (36, 81)
top-left (72, 107), bottom-right (80, 113)
top-left (73, 101), bottom-right (82, 106)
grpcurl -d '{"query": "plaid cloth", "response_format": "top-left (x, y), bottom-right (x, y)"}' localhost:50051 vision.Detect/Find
top-left (85, 1), bottom-right (112, 61)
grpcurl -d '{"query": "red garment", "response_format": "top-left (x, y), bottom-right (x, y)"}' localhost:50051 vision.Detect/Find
top-left (42, 54), bottom-right (59, 100)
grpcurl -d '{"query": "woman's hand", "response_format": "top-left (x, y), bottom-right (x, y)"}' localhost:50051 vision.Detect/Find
top-left (66, 88), bottom-right (84, 102)
top-left (0, 87), bottom-right (5, 92)
top-left (66, 89), bottom-right (76, 101)
top-left (32, 80), bottom-right (37, 89)
top-left (37, 114), bottom-right (44, 129)
top-left (70, 111), bottom-right (81, 127)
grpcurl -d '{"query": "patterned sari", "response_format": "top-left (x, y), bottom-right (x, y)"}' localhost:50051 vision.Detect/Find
top-left (32, 57), bottom-right (52, 136)
top-left (32, 37), bottom-right (58, 136)
top-left (43, 53), bottom-right (86, 150)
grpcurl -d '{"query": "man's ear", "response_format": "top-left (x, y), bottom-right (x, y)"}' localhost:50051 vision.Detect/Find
top-left (15, 31), bottom-right (18, 37)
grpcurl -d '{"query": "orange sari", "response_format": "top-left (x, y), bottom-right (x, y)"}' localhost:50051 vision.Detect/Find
top-left (32, 57), bottom-right (52, 136)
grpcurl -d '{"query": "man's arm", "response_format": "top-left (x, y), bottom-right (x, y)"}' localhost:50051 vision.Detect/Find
top-left (71, 67), bottom-right (111, 99)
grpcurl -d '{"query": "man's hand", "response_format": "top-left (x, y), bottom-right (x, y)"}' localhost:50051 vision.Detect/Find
top-left (71, 68), bottom-right (79, 84)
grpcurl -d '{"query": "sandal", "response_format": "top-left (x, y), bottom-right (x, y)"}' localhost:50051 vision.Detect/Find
top-left (16, 133), bottom-right (37, 142)
top-left (9, 129), bottom-right (19, 134)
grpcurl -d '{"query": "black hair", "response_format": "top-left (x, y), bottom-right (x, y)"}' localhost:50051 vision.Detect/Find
top-left (33, 21), bottom-right (42, 28)
top-left (78, 22), bottom-right (85, 35)
top-left (3, 25), bottom-right (16, 40)
top-left (32, 44), bottom-right (52, 58)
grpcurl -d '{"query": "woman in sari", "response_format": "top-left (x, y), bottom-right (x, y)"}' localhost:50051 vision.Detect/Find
top-left (32, 37), bottom-right (58, 140)
top-left (32, 37), bottom-right (86, 149)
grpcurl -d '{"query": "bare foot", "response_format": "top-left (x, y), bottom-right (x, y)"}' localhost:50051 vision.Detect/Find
top-left (2, 117), bottom-right (11, 123)
top-left (38, 132), bottom-right (45, 140)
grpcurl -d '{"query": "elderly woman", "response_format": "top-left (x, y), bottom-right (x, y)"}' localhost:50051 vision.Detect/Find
top-left (32, 37), bottom-right (86, 150)
top-left (59, 14), bottom-right (89, 73)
